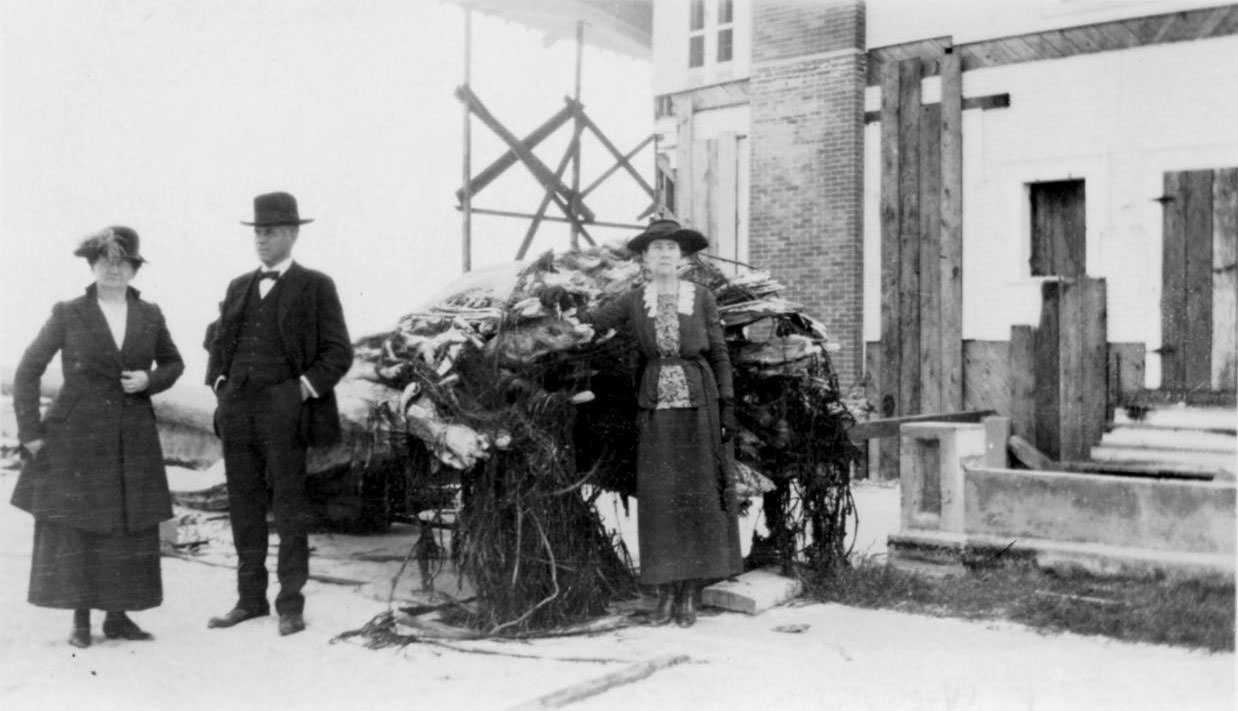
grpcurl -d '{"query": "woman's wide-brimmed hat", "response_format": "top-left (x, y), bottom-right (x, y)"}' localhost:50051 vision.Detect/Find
top-left (241, 191), bottom-right (314, 227)
top-left (74, 226), bottom-right (147, 264)
top-left (626, 218), bottom-right (708, 255)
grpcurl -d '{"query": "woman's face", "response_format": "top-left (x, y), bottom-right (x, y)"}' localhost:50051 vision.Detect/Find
top-left (643, 239), bottom-right (684, 277)
top-left (91, 257), bottom-right (136, 290)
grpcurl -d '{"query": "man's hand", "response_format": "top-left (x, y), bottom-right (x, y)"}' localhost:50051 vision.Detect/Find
top-left (300, 380), bottom-right (313, 402)
top-left (22, 439), bottom-right (45, 458)
top-left (120, 370), bottom-right (150, 394)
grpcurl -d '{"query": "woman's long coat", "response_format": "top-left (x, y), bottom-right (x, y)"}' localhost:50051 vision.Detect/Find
top-left (11, 285), bottom-right (184, 534)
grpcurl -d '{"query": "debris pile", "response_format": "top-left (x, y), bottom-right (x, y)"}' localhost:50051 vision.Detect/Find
top-left (351, 244), bottom-right (859, 633)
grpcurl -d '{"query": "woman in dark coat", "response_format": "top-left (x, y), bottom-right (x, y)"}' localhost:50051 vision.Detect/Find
top-left (548, 219), bottom-right (743, 627)
top-left (11, 227), bottom-right (184, 647)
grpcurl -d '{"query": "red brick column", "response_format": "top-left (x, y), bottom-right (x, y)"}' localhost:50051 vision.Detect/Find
top-left (749, 0), bottom-right (866, 387)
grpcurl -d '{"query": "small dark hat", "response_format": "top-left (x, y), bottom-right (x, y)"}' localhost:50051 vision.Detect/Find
top-left (241, 191), bottom-right (314, 227)
top-left (626, 218), bottom-right (708, 255)
top-left (74, 226), bottom-right (147, 264)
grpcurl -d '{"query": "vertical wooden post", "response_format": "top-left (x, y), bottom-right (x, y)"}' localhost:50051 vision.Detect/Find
top-left (918, 103), bottom-right (942, 414)
top-left (460, 6), bottom-right (473, 273)
top-left (1034, 281), bottom-right (1063, 459)
top-left (570, 20), bottom-right (584, 251)
top-left (1184, 170), bottom-right (1215, 389)
top-left (1009, 325), bottom-right (1037, 441)
top-left (1161, 172), bottom-right (1186, 389)
top-left (897, 58), bottom-right (922, 417)
top-left (713, 132), bottom-right (739, 268)
top-left (983, 416), bottom-right (1011, 468)
top-left (1080, 278), bottom-right (1109, 455)
top-left (1213, 168), bottom-right (1238, 391)
top-left (878, 62), bottom-right (903, 479)
top-left (939, 49), bottom-right (964, 413)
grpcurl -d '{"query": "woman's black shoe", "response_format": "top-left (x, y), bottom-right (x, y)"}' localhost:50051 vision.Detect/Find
top-left (103, 614), bottom-right (153, 641)
top-left (675, 584), bottom-right (697, 628)
top-left (649, 585), bottom-right (674, 626)
top-left (68, 627), bottom-right (91, 648)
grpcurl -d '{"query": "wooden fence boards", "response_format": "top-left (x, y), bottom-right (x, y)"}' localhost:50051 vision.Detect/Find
top-left (1213, 168), bottom-right (1238, 391)
top-left (1184, 170), bottom-right (1215, 389)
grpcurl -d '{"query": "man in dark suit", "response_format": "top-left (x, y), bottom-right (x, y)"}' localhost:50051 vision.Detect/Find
top-left (205, 192), bottom-right (353, 636)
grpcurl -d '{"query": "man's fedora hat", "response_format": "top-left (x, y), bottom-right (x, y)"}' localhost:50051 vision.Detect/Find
top-left (74, 226), bottom-right (147, 264)
top-left (241, 191), bottom-right (314, 227)
top-left (626, 218), bottom-right (708, 255)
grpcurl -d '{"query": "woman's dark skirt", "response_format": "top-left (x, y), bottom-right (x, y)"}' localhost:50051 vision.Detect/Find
top-left (29, 520), bottom-right (162, 611)
top-left (636, 408), bottom-right (743, 585)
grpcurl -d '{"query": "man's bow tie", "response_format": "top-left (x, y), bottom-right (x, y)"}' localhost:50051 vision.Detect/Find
top-left (258, 270), bottom-right (280, 281)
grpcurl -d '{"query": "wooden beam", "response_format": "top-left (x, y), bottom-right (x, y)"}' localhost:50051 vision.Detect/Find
top-left (455, 86), bottom-right (595, 225)
top-left (466, 207), bottom-right (637, 232)
top-left (509, 655), bottom-right (691, 711)
top-left (1184, 170), bottom-right (1215, 389)
top-left (456, 100), bottom-right (576, 203)
top-left (515, 124), bottom-right (585, 259)
top-left (1079, 278), bottom-right (1109, 458)
top-left (1009, 434), bottom-right (1055, 470)
top-left (580, 133), bottom-right (655, 198)
top-left (983, 416), bottom-right (1011, 468)
top-left (866, 6), bottom-right (1238, 85)
top-left (579, 113), bottom-right (657, 199)
top-left (847, 410), bottom-right (997, 443)
top-left (878, 60), bottom-right (903, 480)
top-left (918, 102), bottom-right (943, 415)
top-left (897, 58), bottom-right (922, 416)
top-left (939, 51), bottom-right (964, 413)
top-left (673, 94), bottom-right (695, 231)
top-left (864, 92), bottom-right (1009, 124)
top-left (1161, 171), bottom-right (1187, 389)
top-left (713, 132), bottom-right (739, 265)
top-left (1034, 281), bottom-right (1063, 459)
top-left (1213, 168), bottom-right (1238, 391)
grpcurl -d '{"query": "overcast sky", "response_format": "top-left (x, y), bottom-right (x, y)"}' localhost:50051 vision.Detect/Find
top-left (0, 0), bottom-right (653, 378)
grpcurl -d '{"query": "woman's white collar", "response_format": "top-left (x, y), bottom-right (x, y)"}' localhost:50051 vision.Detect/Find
top-left (642, 281), bottom-right (694, 317)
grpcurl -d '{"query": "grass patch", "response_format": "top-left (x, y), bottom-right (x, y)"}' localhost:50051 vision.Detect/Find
top-left (802, 558), bottom-right (1235, 653)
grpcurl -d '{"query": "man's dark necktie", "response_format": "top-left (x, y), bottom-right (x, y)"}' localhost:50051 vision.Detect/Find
top-left (258, 271), bottom-right (279, 281)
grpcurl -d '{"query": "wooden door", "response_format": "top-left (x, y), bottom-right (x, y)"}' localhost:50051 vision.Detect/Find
top-left (1030, 180), bottom-right (1086, 278)
top-left (1161, 168), bottom-right (1238, 393)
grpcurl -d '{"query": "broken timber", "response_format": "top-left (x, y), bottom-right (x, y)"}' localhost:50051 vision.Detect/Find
top-left (507, 654), bottom-right (691, 711)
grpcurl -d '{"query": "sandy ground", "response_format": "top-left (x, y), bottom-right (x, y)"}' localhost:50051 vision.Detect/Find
top-left (0, 470), bottom-right (1232, 711)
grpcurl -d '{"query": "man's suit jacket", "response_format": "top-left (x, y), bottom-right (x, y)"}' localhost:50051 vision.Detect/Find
top-left (206, 262), bottom-right (353, 446)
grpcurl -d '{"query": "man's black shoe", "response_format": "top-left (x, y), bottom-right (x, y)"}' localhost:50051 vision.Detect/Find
top-left (278, 612), bottom-right (306, 636)
top-left (207, 606), bottom-right (270, 629)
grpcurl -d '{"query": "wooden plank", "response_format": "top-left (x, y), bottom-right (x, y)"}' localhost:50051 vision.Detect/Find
top-left (962, 340), bottom-right (1011, 415)
top-left (1034, 281), bottom-right (1063, 459)
top-left (1107, 342), bottom-right (1147, 405)
top-left (456, 101), bottom-right (576, 203)
top-left (919, 102), bottom-right (943, 415)
top-left (940, 52), bottom-right (964, 413)
top-left (578, 112), bottom-right (656, 198)
top-left (704, 138), bottom-right (719, 251)
top-left (879, 61), bottom-right (903, 480)
top-left (862, 341), bottom-right (882, 480)
top-left (848, 410), bottom-right (997, 443)
top-left (898, 58), bottom-right (923, 416)
top-left (1184, 170), bottom-right (1215, 389)
top-left (1080, 278), bottom-right (1109, 456)
top-left (864, 93), bottom-right (1010, 124)
top-left (1058, 278), bottom-right (1086, 460)
top-left (1160, 171), bottom-right (1187, 389)
top-left (1009, 435), bottom-right (1055, 470)
top-left (691, 138), bottom-right (711, 231)
top-left (1009, 325), bottom-right (1037, 441)
top-left (713, 132), bottom-right (739, 268)
top-left (1213, 168), bottom-right (1238, 391)
top-left (509, 655), bottom-right (691, 711)
top-left (673, 94), bottom-right (695, 233)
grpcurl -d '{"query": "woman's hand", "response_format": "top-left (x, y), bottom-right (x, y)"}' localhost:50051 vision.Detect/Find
top-left (22, 439), bottom-right (45, 458)
top-left (120, 370), bottom-right (150, 393)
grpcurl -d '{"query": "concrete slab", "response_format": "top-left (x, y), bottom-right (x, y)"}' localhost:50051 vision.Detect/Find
top-left (701, 568), bottom-right (803, 615)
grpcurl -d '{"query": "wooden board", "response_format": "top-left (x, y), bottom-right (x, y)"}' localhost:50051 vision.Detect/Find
top-left (962, 340), bottom-right (1011, 415)
top-left (691, 138), bottom-right (711, 231)
top-left (1212, 168), bottom-right (1238, 391)
top-left (1183, 170), bottom-right (1215, 389)
top-left (897, 58), bottom-right (922, 415)
top-left (1035, 281), bottom-right (1063, 459)
top-left (1160, 171), bottom-right (1187, 388)
top-left (712, 132), bottom-right (739, 270)
top-left (918, 103), bottom-right (943, 414)
top-left (673, 95), bottom-right (695, 231)
top-left (879, 61), bottom-right (903, 479)
top-left (939, 51), bottom-right (965, 413)
top-left (1081, 278), bottom-right (1109, 456)
top-left (1009, 326), bottom-right (1037, 441)
top-left (1108, 342), bottom-right (1147, 404)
